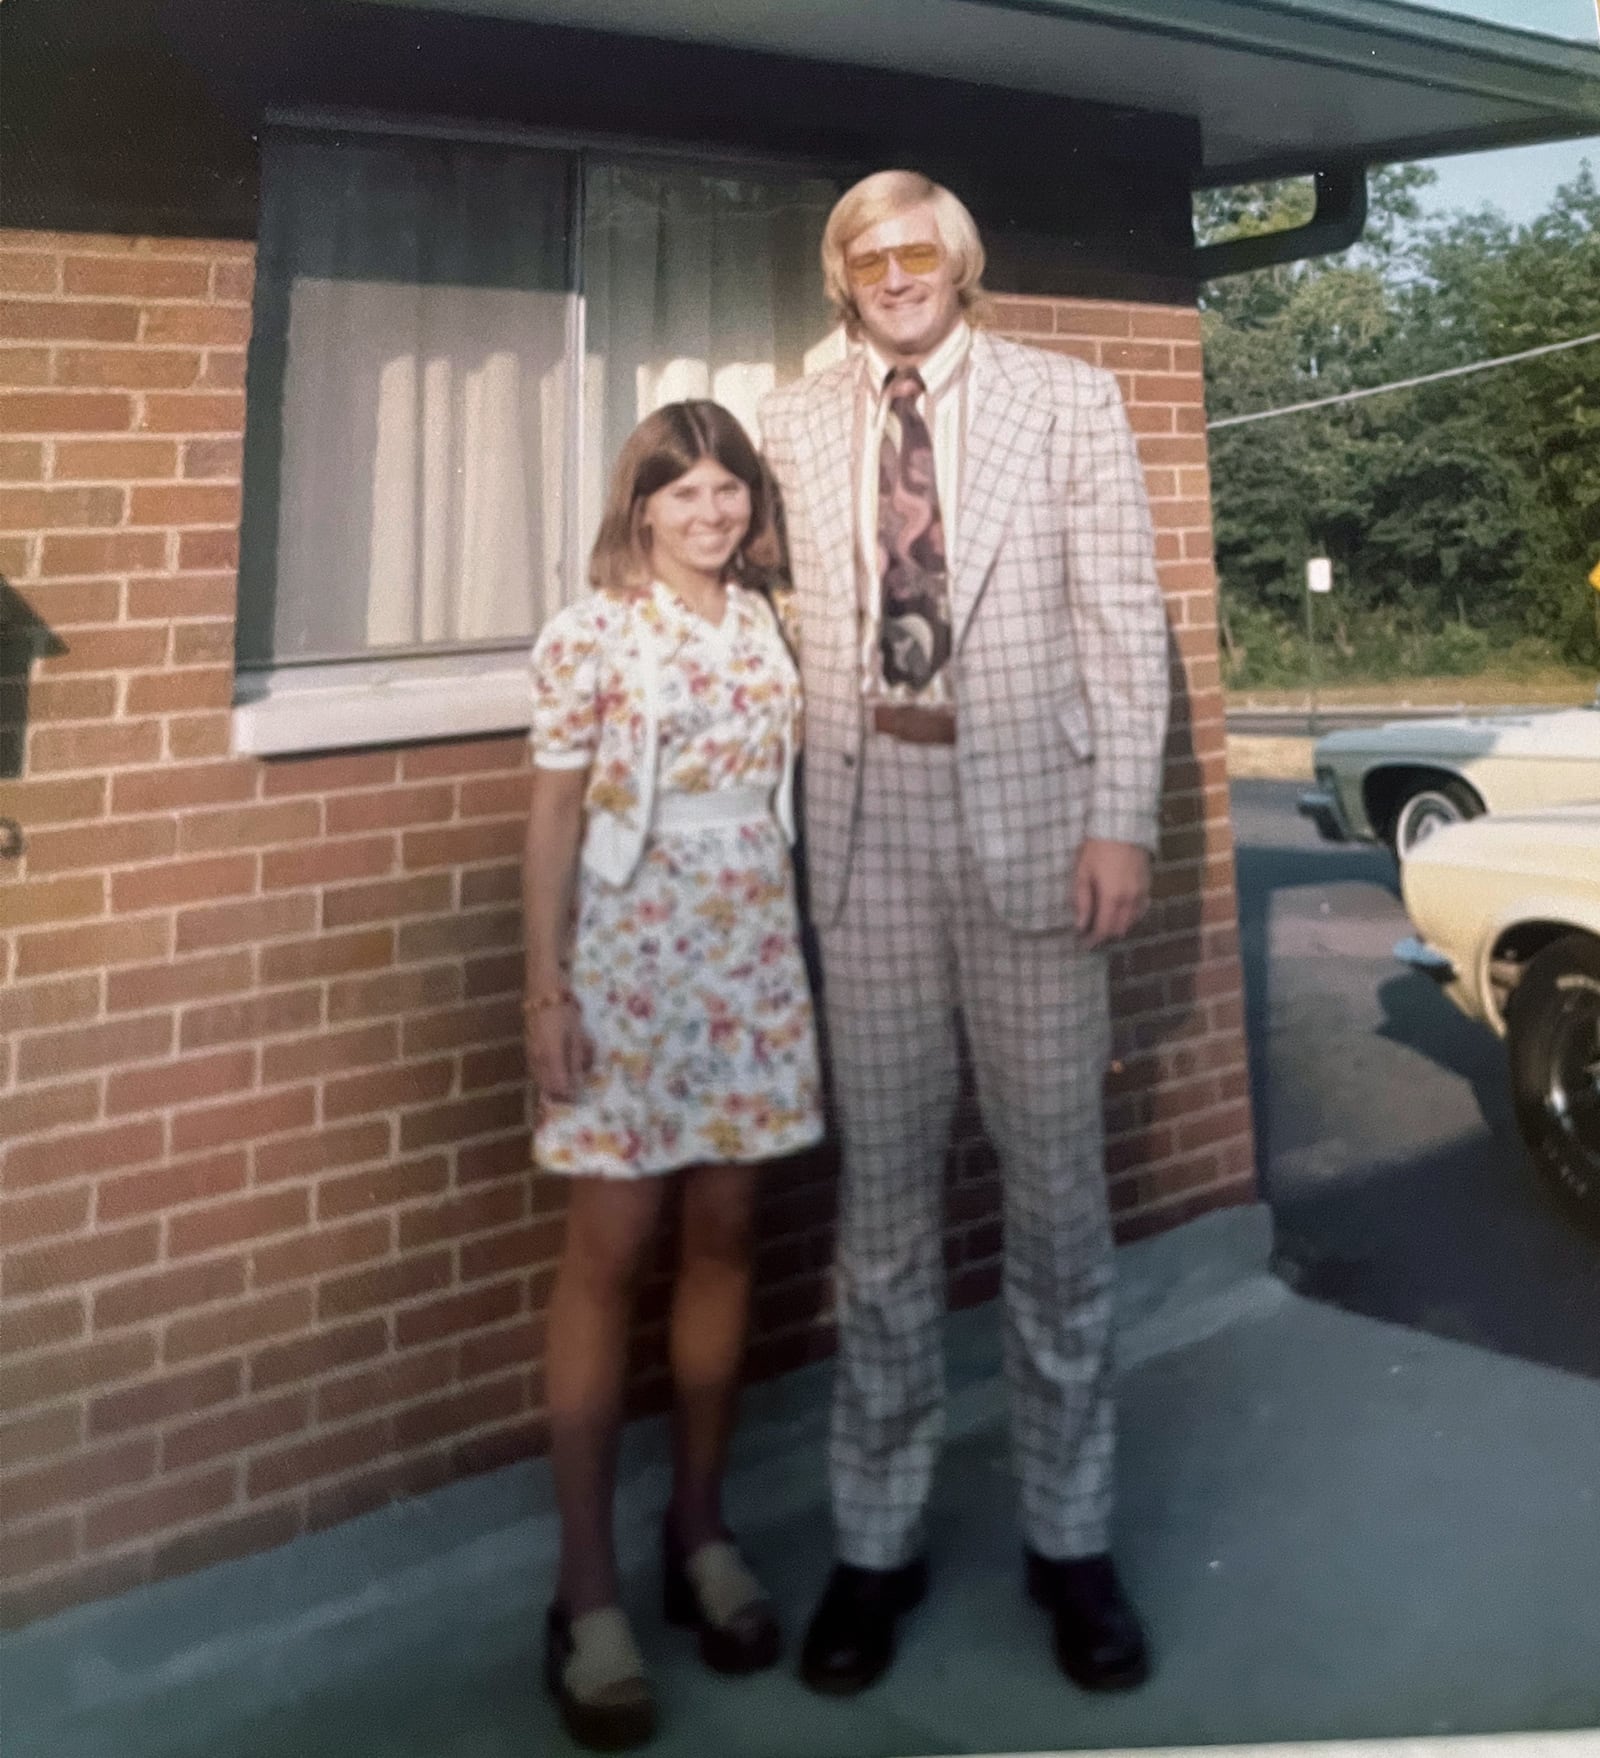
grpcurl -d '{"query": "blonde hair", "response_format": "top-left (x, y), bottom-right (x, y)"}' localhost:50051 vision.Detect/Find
top-left (821, 170), bottom-right (990, 339)
top-left (588, 401), bottom-right (780, 596)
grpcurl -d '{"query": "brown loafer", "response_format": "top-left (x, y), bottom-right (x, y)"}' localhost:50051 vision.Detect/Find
top-left (545, 1603), bottom-right (657, 1751)
top-left (662, 1526), bottom-right (781, 1675)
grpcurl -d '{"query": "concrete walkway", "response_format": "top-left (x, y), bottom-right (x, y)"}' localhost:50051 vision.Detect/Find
top-left (7, 1205), bottom-right (1600, 1758)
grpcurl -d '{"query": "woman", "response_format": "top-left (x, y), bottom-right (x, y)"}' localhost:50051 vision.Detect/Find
top-left (524, 401), bottom-right (824, 1751)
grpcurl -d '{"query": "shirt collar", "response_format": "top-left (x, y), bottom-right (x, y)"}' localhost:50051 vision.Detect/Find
top-left (862, 320), bottom-right (972, 404)
top-left (649, 577), bottom-right (740, 636)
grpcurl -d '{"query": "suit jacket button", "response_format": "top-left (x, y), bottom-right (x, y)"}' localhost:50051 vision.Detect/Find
top-left (841, 752), bottom-right (856, 769)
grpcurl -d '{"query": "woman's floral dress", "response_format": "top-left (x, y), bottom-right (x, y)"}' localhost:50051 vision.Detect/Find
top-left (529, 581), bottom-right (824, 1178)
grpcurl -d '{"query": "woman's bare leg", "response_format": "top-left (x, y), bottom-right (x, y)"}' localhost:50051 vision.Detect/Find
top-left (666, 1161), bottom-right (761, 1552)
top-left (548, 1175), bottom-right (669, 1613)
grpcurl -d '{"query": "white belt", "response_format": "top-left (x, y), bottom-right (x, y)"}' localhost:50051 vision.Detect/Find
top-left (651, 787), bottom-right (774, 834)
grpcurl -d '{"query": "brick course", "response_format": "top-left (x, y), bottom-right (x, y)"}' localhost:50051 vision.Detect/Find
top-left (0, 238), bottom-right (1254, 1626)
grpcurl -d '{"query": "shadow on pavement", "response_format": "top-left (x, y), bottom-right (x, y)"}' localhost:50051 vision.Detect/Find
top-left (1372, 968), bottom-right (1508, 1118)
top-left (1233, 838), bottom-right (1395, 1181)
top-left (1231, 790), bottom-right (1600, 1386)
top-left (1270, 1123), bottom-right (1600, 1383)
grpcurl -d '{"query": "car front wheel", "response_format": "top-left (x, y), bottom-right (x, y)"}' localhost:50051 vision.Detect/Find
top-left (1506, 934), bottom-right (1600, 1233)
top-left (1392, 781), bottom-right (1480, 859)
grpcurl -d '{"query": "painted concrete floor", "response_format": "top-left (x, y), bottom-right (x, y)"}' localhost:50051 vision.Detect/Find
top-left (8, 1207), bottom-right (1600, 1758)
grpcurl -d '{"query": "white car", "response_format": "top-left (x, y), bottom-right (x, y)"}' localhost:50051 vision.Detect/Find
top-left (1298, 689), bottom-right (1600, 859)
top-left (1398, 804), bottom-right (1600, 1228)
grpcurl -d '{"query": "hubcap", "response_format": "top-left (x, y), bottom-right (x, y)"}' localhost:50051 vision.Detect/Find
top-left (1397, 792), bottom-right (1464, 856)
top-left (1410, 807), bottom-right (1449, 845)
top-left (1544, 987), bottom-right (1600, 1179)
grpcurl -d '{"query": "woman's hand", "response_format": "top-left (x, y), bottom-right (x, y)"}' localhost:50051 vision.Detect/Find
top-left (523, 765), bottom-right (592, 1104)
top-left (526, 998), bottom-right (596, 1103)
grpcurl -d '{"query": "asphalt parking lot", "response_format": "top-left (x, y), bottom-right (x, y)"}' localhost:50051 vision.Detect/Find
top-left (1233, 778), bottom-right (1600, 1382)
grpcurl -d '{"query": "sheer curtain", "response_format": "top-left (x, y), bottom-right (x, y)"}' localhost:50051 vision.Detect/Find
top-left (239, 134), bottom-right (574, 666)
top-left (579, 163), bottom-right (840, 564)
top-left (239, 141), bottom-right (842, 667)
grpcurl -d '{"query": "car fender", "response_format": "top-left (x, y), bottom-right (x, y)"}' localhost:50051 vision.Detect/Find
top-left (1473, 894), bottom-right (1600, 1036)
top-left (1361, 755), bottom-right (1486, 809)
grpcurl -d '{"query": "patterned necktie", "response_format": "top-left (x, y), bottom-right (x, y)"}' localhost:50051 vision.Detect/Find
top-left (877, 368), bottom-right (952, 693)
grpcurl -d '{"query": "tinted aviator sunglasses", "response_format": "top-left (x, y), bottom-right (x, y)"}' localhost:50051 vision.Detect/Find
top-left (846, 240), bottom-right (946, 284)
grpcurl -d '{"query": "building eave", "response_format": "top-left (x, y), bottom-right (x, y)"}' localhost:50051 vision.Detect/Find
top-left (358, 0), bottom-right (1600, 180)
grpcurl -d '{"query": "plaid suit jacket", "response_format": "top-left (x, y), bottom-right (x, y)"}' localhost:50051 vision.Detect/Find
top-left (760, 330), bottom-right (1169, 933)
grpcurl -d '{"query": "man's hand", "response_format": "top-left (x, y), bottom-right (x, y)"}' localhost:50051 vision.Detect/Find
top-left (1073, 838), bottom-right (1151, 949)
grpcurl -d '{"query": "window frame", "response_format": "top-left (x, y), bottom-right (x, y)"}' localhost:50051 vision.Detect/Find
top-left (231, 108), bottom-right (847, 757)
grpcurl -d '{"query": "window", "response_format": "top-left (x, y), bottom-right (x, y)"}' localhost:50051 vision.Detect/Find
top-left (235, 124), bottom-right (837, 755)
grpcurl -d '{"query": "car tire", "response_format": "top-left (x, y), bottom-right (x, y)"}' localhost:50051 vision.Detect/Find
top-left (1506, 934), bottom-right (1600, 1234)
top-left (1391, 780), bottom-right (1480, 859)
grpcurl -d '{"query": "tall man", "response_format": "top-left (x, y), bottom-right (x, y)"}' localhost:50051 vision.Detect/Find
top-left (759, 171), bottom-right (1170, 1696)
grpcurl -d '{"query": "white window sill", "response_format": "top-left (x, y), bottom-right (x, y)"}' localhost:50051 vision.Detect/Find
top-left (232, 651), bottom-right (533, 757)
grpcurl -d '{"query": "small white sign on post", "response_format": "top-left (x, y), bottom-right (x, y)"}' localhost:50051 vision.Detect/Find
top-left (1306, 556), bottom-right (1333, 595)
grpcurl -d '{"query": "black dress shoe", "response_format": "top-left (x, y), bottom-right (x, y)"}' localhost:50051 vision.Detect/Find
top-left (798, 1558), bottom-right (928, 1696)
top-left (1025, 1551), bottom-right (1150, 1691)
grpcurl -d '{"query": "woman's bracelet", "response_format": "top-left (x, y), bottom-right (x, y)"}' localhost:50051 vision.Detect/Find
top-left (522, 985), bottom-right (577, 1017)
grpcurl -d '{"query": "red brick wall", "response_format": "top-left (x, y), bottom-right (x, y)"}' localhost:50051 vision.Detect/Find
top-left (0, 233), bottom-right (1254, 1628)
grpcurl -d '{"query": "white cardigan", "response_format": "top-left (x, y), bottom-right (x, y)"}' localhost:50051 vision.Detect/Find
top-left (530, 583), bottom-right (799, 891)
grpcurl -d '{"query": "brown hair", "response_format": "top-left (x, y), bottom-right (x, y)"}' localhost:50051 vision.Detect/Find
top-left (588, 401), bottom-right (781, 595)
top-left (821, 170), bottom-right (990, 340)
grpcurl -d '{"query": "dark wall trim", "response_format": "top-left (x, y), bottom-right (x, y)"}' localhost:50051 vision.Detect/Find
top-left (1191, 167), bottom-right (1369, 282)
top-left (2, 0), bottom-right (1203, 303)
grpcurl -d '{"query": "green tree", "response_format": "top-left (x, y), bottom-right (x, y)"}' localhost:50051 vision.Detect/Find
top-left (1201, 157), bottom-right (1600, 676)
top-left (1427, 166), bottom-right (1600, 660)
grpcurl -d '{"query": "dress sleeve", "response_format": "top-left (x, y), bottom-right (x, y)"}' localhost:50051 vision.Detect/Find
top-left (528, 602), bottom-right (603, 771)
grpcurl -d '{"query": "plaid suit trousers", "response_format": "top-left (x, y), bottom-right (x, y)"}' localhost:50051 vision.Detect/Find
top-left (819, 732), bottom-right (1115, 1569)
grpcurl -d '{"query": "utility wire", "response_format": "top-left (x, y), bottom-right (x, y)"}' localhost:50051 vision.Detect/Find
top-left (1207, 328), bottom-right (1600, 430)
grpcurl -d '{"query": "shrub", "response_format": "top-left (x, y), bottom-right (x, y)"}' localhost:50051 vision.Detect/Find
top-left (1218, 597), bottom-right (1522, 689)
top-left (1422, 621), bottom-right (1493, 676)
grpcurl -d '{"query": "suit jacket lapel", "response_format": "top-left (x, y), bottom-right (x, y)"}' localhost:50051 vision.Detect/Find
top-left (798, 364), bottom-right (858, 610)
top-left (952, 334), bottom-right (1053, 649)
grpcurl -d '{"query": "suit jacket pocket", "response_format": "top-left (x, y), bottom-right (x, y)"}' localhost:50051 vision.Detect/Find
top-left (1056, 694), bottom-right (1095, 762)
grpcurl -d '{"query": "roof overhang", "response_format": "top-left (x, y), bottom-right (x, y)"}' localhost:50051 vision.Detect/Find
top-left (3, 0), bottom-right (1595, 292)
top-left (356, 0), bottom-right (1600, 184)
